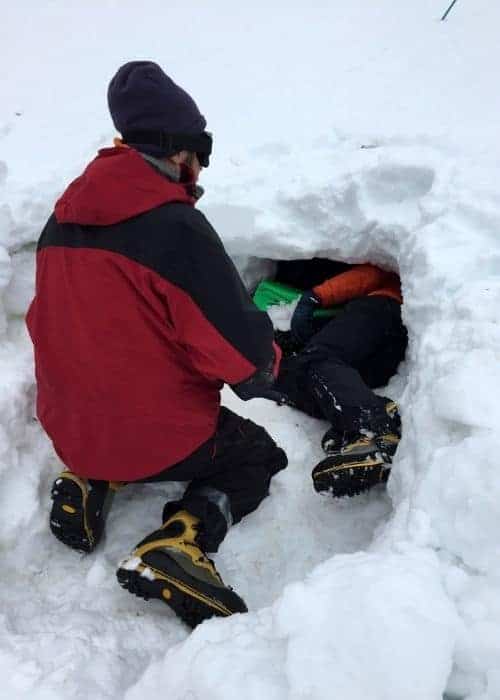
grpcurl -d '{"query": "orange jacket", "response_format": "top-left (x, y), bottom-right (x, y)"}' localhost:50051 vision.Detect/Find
top-left (312, 263), bottom-right (402, 307)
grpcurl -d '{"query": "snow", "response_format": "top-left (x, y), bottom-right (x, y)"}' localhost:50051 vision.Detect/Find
top-left (1, 1), bottom-right (500, 698)
top-left (124, 549), bottom-right (457, 700)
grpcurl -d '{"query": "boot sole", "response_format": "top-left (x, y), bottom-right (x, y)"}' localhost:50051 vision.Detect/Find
top-left (312, 456), bottom-right (391, 498)
top-left (117, 554), bottom-right (247, 629)
top-left (50, 476), bottom-right (101, 553)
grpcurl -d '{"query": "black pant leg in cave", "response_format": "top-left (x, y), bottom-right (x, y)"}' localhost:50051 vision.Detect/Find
top-left (277, 296), bottom-right (407, 433)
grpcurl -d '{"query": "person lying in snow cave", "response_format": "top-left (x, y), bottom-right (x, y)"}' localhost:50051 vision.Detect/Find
top-left (272, 258), bottom-right (408, 498)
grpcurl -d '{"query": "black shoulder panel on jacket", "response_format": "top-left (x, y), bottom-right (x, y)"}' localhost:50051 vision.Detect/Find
top-left (38, 204), bottom-right (274, 371)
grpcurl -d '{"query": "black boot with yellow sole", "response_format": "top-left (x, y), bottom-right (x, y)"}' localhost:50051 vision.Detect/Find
top-left (116, 510), bottom-right (247, 628)
top-left (312, 433), bottom-right (398, 497)
top-left (313, 401), bottom-right (401, 498)
top-left (50, 471), bottom-right (119, 553)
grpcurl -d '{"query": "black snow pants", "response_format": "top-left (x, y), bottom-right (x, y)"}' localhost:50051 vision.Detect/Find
top-left (139, 407), bottom-right (287, 552)
top-left (275, 296), bottom-right (407, 435)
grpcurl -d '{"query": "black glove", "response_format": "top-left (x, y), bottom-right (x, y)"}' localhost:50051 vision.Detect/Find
top-left (290, 290), bottom-right (321, 344)
top-left (230, 355), bottom-right (288, 404)
top-left (274, 329), bottom-right (306, 359)
top-left (231, 380), bottom-right (289, 404)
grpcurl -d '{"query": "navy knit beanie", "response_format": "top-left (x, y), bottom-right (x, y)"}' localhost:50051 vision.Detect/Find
top-left (107, 61), bottom-right (207, 157)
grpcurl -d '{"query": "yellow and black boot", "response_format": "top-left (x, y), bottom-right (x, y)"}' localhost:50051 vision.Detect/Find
top-left (50, 471), bottom-right (118, 553)
top-left (313, 401), bottom-right (401, 498)
top-left (116, 510), bottom-right (247, 628)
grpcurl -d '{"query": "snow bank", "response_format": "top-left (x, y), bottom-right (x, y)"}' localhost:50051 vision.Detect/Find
top-left (125, 549), bottom-right (457, 700)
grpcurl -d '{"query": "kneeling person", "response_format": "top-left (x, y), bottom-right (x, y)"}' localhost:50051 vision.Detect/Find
top-left (27, 61), bottom-right (287, 628)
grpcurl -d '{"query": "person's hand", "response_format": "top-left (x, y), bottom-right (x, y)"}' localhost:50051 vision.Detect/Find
top-left (290, 290), bottom-right (320, 344)
top-left (230, 345), bottom-right (289, 404)
top-left (230, 376), bottom-right (289, 404)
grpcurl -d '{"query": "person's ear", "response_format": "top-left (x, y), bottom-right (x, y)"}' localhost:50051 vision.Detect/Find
top-left (168, 150), bottom-right (188, 165)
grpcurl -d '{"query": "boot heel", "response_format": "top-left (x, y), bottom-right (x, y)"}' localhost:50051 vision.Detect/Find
top-left (49, 472), bottom-right (112, 553)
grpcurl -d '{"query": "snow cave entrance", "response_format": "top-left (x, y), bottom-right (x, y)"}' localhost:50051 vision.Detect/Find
top-left (250, 254), bottom-right (408, 424)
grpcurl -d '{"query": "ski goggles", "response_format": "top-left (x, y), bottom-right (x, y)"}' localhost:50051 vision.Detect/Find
top-left (122, 130), bottom-right (213, 167)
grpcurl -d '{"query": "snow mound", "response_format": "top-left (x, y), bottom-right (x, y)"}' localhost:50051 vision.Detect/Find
top-left (126, 549), bottom-right (457, 700)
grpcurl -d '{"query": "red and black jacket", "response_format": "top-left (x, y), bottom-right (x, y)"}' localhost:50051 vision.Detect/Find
top-left (26, 147), bottom-right (275, 482)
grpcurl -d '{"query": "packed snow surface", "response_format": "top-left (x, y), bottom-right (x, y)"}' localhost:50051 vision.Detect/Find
top-left (1, 1), bottom-right (500, 698)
